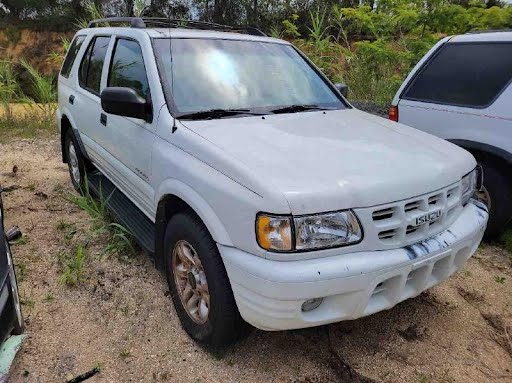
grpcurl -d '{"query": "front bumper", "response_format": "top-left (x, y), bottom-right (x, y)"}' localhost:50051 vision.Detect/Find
top-left (219, 200), bottom-right (488, 331)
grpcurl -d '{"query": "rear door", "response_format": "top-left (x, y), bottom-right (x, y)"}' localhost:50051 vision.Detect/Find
top-left (73, 35), bottom-right (112, 163)
top-left (397, 42), bottom-right (512, 144)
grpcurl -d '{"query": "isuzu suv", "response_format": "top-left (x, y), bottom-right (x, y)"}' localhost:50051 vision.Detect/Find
top-left (390, 31), bottom-right (512, 237)
top-left (57, 17), bottom-right (488, 346)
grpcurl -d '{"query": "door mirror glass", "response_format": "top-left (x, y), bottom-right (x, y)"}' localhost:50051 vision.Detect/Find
top-left (101, 87), bottom-right (151, 122)
top-left (335, 83), bottom-right (349, 98)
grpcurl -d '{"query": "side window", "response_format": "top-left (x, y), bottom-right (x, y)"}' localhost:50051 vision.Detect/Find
top-left (60, 35), bottom-right (85, 78)
top-left (108, 38), bottom-right (150, 100)
top-left (403, 43), bottom-right (512, 108)
top-left (78, 36), bottom-right (111, 95)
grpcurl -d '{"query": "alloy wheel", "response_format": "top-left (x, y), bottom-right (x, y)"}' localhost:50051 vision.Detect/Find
top-left (172, 240), bottom-right (210, 324)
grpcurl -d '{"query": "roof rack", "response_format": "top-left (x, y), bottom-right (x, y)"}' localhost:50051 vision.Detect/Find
top-left (465, 29), bottom-right (512, 34)
top-left (87, 17), bottom-right (267, 36)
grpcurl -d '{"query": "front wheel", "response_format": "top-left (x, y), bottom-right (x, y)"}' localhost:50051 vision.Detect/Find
top-left (477, 160), bottom-right (512, 238)
top-left (164, 212), bottom-right (244, 347)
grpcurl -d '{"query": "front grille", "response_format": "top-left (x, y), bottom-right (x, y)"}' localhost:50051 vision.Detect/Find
top-left (355, 182), bottom-right (463, 249)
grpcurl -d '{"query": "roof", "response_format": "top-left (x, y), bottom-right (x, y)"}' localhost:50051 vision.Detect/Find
top-left (80, 26), bottom-right (288, 44)
top-left (82, 17), bottom-right (288, 44)
top-left (450, 30), bottom-right (512, 43)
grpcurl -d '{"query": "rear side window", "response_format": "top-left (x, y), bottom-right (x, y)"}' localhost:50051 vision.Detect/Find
top-left (108, 39), bottom-right (150, 100)
top-left (60, 35), bottom-right (85, 78)
top-left (79, 36), bottom-right (111, 95)
top-left (402, 43), bottom-right (512, 108)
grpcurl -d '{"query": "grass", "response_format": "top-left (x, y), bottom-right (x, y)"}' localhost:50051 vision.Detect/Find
top-left (494, 276), bottom-right (506, 284)
top-left (12, 235), bottom-right (29, 246)
top-left (43, 293), bottom-right (55, 303)
top-left (68, 181), bottom-right (135, 257)
top-left (59, 244), bottom-right (87, 286)
top-left (56, 220), bottom-right (77, 243)
top-left (498, 228), bottom-right (512, 255)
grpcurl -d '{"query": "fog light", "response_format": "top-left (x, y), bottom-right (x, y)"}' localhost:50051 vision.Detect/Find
top-left (301, 298), bottom-right (323, 312)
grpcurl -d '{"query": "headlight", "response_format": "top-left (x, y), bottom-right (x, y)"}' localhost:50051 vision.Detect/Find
top-left (256, 210), bottom-right (362, 252)
top-left (461, 168), bottom-right (477, 206)
top-left (294, 211), bottom-right (362, 250)
top-left (256, 214), bottom-right (292, 251)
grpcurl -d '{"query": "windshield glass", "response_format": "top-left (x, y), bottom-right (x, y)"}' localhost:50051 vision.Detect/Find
top-left (153, 38), bottom-right (345, 115)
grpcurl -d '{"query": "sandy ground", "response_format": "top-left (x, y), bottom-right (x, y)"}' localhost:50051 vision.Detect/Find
top-left (1, 138), bottom-right (511, 383)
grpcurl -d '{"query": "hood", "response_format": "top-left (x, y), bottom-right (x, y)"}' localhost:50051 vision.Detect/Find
top-left (182, 108), bottom-right (475, 215)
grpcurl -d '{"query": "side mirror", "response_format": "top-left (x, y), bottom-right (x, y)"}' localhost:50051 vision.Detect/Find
top-left (335, 83), bottom-right (349, 98)
top-left (101, 87), bottom-right (152, 122)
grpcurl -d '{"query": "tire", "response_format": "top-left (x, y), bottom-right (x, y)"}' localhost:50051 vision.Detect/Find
top-left (64, 130), bottom-right (87, 193)
top-left (478, 160), bottom-right (512, 238)
top-left (164, 212), bottom-right (244, 347)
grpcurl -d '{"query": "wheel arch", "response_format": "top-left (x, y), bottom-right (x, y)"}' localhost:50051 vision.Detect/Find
top-left (154, 179), bottom-right (233, 270)
top-left (60, 113), bottom-right (90, 163)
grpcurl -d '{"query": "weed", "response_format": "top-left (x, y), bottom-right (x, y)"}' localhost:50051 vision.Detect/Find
top-left (498, 229), bottom-right (512, 254)
top-left (43, 293), bottom-right (55, 303)
top-left (105, 223), bottom-right (135, 258)
top-left (26, 182), bottom-right (37, 192)
top-left (12, 235), bottom-right (29, 246)
top-left (462, 270), bottom-right (472, 278)
top-left (20, 297), bottom-right (35, 308)
top-left (494, 276), bottom-right (506, 284)
top-left (14, 262), bottom-right (27, 283)
top-left (59, 245), bottom-right (87, 286)
top-left (212, 350), bottom-right (225, 361)
top-left (119, 349), bottom-right (130, 359)
top-left (69, 182), bottom-right (135, 257)
top-left (0, 60), bottom-right (19, 122)
top-left (68, 181), bottom-right (110, 231)
top-left (56, 220), bottom-right (77, 243)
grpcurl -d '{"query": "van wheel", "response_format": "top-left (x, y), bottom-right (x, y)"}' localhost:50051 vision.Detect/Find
top-left (164, 212), bottom-right (244, 346)
top-left (478, 160), bottom-right (512, 238)
top-left (64, 131), bottom-right (86, 193)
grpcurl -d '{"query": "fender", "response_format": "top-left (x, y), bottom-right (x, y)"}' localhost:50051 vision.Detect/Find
top-left (155, 178), bottom-right (233, 246)
top-left (448, 139), bottom-right (512, 166)
top-left (59, 107), bottom-right (91, 163)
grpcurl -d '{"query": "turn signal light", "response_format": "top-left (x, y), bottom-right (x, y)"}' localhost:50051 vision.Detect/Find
top-left (388, 105), bottom-right (398, 122)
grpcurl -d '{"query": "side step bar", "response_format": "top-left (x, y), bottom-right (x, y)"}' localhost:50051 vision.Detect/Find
top-left (86, 171), bottom-right (155, 255)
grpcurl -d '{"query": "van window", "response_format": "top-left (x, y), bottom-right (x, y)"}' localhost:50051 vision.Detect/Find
top-left (402, 43), bottom-right (512, 108)
top-left (108, 39), bottom-right (150, 100)
top-left (61, 35), bottom-right (85, 78)
top-left (79, 36), bottom-right (111, 95)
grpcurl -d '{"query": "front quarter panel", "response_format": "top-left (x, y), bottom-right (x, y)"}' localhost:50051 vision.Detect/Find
top-left (152, 111), bottom-right (291, 257)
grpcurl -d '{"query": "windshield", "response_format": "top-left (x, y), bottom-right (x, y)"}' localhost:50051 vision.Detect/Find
top-left (153, 38), bottom-right (345, 117)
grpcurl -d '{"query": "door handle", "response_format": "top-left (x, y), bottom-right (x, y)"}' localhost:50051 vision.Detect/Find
top-left (100, 113), bottom-right (107, 126)
top-left (69, 95), bottom-right (75, 105)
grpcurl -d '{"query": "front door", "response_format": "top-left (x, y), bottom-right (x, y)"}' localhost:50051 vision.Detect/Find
top-left (100, 37), bottom-right (156, 218)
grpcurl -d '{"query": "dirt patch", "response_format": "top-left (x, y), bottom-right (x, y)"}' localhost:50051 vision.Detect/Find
top-left (1, 137), bottom-right (511, 383)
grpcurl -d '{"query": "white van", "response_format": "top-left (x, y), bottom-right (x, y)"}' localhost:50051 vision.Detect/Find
top-left (391, 31), bottom-right (512, 237)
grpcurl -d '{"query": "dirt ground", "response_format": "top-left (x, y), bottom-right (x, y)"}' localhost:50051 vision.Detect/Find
top-left (1, 138), bottom-right (511, 383)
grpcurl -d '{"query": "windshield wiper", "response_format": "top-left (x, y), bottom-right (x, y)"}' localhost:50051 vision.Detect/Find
top-left (270, 104), bottom-right (325, 114)
top-left (178, 109), bottom-right (263, 120)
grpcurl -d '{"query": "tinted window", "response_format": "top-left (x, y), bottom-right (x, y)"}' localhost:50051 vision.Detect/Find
top-left (108, 39), bottom-right (150, 99)
top-left (79, 36), bottom-right (110, 94)
top-left (61, 35), bottom-right (85, 78)
top-left (403, 43), bottom-right (512, 108)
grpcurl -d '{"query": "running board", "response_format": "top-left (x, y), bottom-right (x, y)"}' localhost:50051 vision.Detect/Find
top-left (86, 171), bottom-right (155, 255)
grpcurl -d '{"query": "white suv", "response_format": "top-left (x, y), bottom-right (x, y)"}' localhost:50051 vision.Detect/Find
top-left (57, 17), bottom-right (488, 346)
top-left (391, 31), bottom-right (512, 237)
